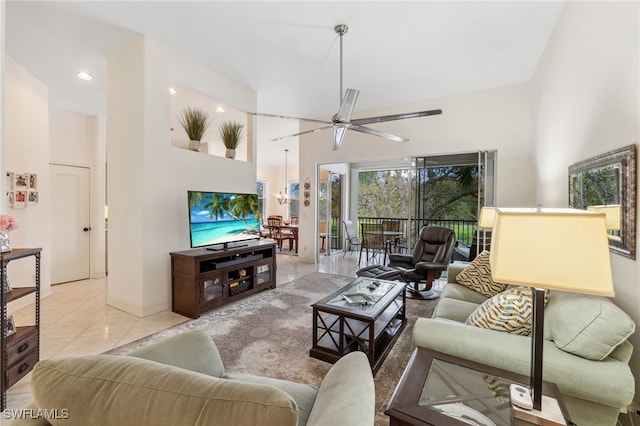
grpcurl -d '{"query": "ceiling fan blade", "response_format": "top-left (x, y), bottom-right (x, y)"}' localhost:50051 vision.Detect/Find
top-left (349, 125), bottom-right (409, 143)
top-left (351, 109), bottom-right (443, 126)
top-left (249, 112), bottom-right (332, 125)
top-left (332, 125), bottom-right (349, 151)
top-left (334, 88), bottom-right (359, 123)
top-left (269, 125), bottom-right (333, 142)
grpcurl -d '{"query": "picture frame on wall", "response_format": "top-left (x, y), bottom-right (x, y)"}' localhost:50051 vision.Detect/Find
top-left (28, 191), bottom-right (39, 205)
top-left (28, 174), bottom-right (38, 190)
top-left (4, 316), bottom-right (16, 337)
top-left (6, 172), bottom-right (14, 190)
top-left (6, 191), bottom-right (14, 208)
top-left (13, 174), bottom-right (28, 190)
top-left (14, 191), bottom-right (27, 209)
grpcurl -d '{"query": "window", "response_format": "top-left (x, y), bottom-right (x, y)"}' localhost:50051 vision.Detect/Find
top-left (289, 181), bottom-right (299, 218)
top-left (257, 179), bottom-right (266, 222)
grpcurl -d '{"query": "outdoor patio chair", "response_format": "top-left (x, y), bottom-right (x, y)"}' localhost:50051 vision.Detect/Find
top-left (343, 220), bottom-right (362, 257)
top-left (359, 222), bottom-right (387, 264)
top-left (387, 226), bottom-right (456, 300)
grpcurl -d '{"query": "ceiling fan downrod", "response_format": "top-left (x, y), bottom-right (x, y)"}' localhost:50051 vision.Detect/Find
top-left (334, 24), bottom-right (348, 104)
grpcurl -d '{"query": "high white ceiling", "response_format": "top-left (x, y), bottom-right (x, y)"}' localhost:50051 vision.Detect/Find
top-left (5, 1), bottom-right (565, 167)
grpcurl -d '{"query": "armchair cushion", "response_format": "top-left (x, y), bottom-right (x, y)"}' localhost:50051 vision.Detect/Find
top-left (455, 250), bottom-right (506, 297)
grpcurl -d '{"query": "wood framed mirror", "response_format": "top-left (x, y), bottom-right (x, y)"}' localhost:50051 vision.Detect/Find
top-left (569, 144), bottom-right (636, 260)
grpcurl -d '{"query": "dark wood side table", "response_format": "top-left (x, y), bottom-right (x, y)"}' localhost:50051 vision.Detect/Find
top-left (386, 348), bottom-right (572, 426)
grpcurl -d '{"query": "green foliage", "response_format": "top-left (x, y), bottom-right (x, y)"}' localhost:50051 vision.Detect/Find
top-left (358, 166), bottom-right (482, 221)
top-left (218, 121), bottom-right (244, 149)
top-left (178, 107), bottom-right (211, 141)
top-left (579, 166), bottom-right (619, 206)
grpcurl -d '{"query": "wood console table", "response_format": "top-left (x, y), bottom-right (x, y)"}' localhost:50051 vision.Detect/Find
top-left (170, 240), bottom-right (277, 318)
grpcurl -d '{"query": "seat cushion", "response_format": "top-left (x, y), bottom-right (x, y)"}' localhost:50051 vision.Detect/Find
top-left (455, 251), bottom-right (506, 297)
top-left (30, 355), bottom-right (298, 426)
top-left (433, 297), bottom-right (481, 322)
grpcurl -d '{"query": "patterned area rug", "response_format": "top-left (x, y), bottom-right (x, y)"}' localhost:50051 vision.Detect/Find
top-left (108, 272), bottom-right (436, 425)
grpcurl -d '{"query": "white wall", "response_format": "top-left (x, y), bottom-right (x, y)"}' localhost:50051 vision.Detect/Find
top-left (107, 36), bottom-right (258, 317)
top-left (5, 56), bottom-right (52, 310)
top-left (531, 1), bottom-right (640, 398)
top-left (297, 83), bottom-right (536, 263)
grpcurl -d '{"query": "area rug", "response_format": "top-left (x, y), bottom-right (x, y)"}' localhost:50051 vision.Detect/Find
top-left (107, 272), bottom-right (436, 425)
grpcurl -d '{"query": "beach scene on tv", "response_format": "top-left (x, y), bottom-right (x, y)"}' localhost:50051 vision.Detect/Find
top-left (188, 191), bottom-right (261, 248)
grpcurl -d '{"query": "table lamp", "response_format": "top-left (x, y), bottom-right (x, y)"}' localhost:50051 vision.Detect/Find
top-left (489, 207), bottom-right (614, 420)
top-left (587, 204), bottom-right (621, 239)
top-left (477, 207), bottom-right (496, 254)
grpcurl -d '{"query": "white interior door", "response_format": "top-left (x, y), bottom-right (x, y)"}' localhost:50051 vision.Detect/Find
top-left (50, 165), bottom-right (91, 284)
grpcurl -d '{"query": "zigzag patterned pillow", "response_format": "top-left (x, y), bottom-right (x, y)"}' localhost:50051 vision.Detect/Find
top-left (465, 286), bottom-right (548, 336)
top-left (455, 250), bottom-right (506, 297)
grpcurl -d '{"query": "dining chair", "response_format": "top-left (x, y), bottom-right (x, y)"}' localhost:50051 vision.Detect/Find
top-left (267, 218), bottom-right (293, 251)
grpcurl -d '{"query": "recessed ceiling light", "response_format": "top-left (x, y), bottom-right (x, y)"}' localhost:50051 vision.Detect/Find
top-left (76, 71), bottom-right (93, 81)
top-left (169, 87), bottom-right (177, 95)
top-left (215, 106), bottom-right (225, 113)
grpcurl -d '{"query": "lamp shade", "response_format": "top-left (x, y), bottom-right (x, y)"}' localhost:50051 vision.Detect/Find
top-left (587, 205), bottom-right (621, 230)
top-left (478, 207), bottom-right (496, 228)
top-left (489, 208), bottom-right (614, 296)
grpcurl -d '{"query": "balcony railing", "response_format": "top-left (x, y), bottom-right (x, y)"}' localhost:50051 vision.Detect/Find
top-left (357, 217), bottom-right (477, 247)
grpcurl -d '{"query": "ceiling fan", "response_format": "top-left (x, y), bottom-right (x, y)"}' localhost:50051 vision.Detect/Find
top-left (255, 24), bottom-right (443, 151)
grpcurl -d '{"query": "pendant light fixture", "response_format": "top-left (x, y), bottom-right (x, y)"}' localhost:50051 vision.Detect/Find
top-left (276, 149), bottom-right (290, 205)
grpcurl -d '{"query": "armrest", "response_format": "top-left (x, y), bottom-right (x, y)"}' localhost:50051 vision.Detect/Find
top-left (128, 330), bottom-right (225, 378)
top-left (447, 263), bottom-right (468, 283)
top-left (307, 352), bottom-right (374, 426)
top-left (414, 261), bottom-right (448, 271)
top-left (387, 253), bottom-right (412, 266)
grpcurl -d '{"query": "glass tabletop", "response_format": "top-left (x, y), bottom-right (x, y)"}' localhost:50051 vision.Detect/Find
top-left (419, 359), bottom-right (515, 426)
top-left (326, 277), bottom-right (397, 312)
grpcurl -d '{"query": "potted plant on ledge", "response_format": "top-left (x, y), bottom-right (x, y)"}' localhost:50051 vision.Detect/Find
top-left (178, 107), bottom-right (211, 152)
top-left (219, 121), bottom-right (244, 159)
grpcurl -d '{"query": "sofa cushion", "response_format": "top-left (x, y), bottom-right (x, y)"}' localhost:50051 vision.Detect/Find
top-left (440, 282), bottom-right (490, 305)
top-left (546, 292), bottom-right (636, 360)
top-left (30, 355), bottom-right (299, 426)
top-left (433, 296), bottom-right (482, 322)
top-left (455, 251), bottom-right (506, 297)
top-left (465, 286), bottom-right (546, 336)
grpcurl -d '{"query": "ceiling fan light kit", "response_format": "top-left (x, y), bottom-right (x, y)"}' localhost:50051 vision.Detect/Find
top-left (257, 24), bottom-right (442, 150)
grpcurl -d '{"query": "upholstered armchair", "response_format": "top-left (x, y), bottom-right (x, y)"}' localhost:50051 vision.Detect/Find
top-left (387, 226), bottom-right (456, 299)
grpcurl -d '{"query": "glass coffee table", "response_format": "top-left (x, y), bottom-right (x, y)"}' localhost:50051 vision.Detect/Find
top-left (386, 348), bottom-right (572, 425)
top-left (310, 277), bottom-right (406, 373)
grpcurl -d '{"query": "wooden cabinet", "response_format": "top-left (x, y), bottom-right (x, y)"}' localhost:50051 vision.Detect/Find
top-left (170, 241), bottom-right (277, 318)
top-left (1, 248), bottom-right (41, 410)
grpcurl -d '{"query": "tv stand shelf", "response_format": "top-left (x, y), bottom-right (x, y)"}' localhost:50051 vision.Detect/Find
top-left (170, 240), bottom-right (277, 318)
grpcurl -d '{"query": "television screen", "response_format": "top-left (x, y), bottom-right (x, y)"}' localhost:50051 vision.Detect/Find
top-left (188, 191), bottom-right (261, 249)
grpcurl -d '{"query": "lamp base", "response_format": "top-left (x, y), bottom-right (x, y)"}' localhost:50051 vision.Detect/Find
top-left (512, 395), bottom-right (567, 426)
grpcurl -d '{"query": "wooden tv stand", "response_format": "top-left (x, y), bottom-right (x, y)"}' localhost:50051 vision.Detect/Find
top-left (170, 240), bottom-right (277, 318)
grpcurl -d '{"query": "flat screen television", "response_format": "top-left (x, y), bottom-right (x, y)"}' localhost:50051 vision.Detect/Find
top-left (188, 191), bottom-right (261, 250)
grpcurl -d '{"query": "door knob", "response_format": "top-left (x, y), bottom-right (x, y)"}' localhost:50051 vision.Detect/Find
top-left (83, 227), bottom-right (92, 232)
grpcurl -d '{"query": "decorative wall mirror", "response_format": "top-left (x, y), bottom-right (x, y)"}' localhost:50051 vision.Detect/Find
top-left (569, 144), bottom-right (636, 259)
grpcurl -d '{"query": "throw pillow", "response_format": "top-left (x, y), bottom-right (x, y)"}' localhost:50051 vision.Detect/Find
top-left (465, 286), bottom-right (548, 336)
top-left (547, 292), bottom-right (636, 360)
top-left (455, 250), bottom-right (506, 297)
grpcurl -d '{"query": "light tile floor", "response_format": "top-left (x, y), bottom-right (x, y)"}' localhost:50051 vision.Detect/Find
top-left (4, 250), bottom-right (372, 413)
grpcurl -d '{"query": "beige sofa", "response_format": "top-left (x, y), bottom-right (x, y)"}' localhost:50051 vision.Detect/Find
top-left (10, 330), bottom-right (375, 426)
top-left (413, 263), bottom-right (635, 426)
